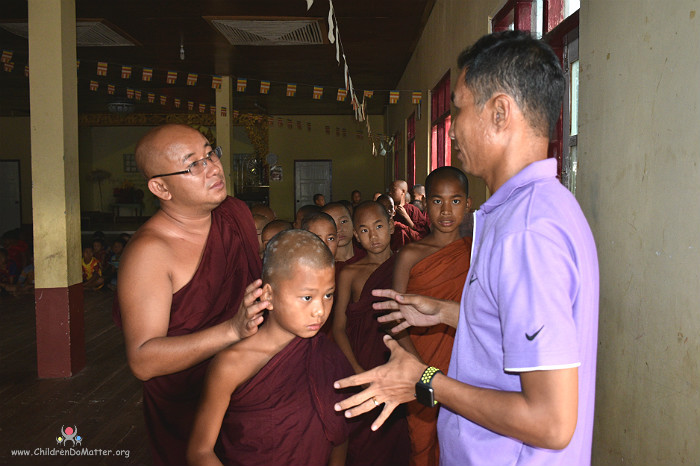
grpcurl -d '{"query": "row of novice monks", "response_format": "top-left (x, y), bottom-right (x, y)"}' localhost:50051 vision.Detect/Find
top-left (115, 151), bottom-right (472, 466)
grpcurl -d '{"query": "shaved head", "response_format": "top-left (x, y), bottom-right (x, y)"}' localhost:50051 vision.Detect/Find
top-left (135, 124), bottom-right (205, 178)
top-left (251, 204), bottom-right (275, 221)
top-left (262, 229), bottom-right (334, 284)
top-left (353, 200), bottom-right (391, 224)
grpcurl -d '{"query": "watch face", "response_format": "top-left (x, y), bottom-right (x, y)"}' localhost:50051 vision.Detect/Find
top-left (415, 384), bottom-right (435, 407)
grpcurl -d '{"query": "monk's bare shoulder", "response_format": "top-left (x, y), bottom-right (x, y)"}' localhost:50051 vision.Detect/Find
top-left (207, 334), bottom-right (272, 391)
top-left (396, 239), bottom-right (439, 273)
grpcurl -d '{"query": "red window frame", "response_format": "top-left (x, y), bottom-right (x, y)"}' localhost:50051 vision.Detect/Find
top-left (491, 0), bottom-right (579, 180)
top-left (431, 71), bottom-right (452, 170)
top-left (406, 113), bottom-right (416, 186)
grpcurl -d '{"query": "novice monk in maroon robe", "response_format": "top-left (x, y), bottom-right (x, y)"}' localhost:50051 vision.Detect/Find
top-left (333, 201), bottom-right (410, 466)
top-left (114, 124), bottom-right (267, 466)
top-left (377, 194), bottom-right (422, 253)
top-left (188, 230), bottom-right (352, 466)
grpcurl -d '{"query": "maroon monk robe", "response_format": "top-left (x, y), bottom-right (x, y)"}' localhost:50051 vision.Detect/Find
top-left (218, 334), bottom-right (352, 466)
top-left (390, 220), bottom-right (422, 253)
top-left (344, 255), bottom-right (410, 466)
top-left (113, 196), bottom-right (262, 466)
top-left (322, 242), bottom-right (367, 339)
top-left (393, 203), bottom-right (430, 238)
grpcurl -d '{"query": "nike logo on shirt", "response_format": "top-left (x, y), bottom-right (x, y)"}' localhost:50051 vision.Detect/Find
top-left (469, 275), bottom-right (477, 285)
top-left (525, 325), bottom-right (544, 341)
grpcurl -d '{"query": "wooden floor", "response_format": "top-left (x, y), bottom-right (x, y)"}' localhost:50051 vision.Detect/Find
top-left (0, 288), bottom-right (150, 465)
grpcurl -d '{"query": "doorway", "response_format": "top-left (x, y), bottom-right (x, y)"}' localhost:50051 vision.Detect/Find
top-left (0, 160), bottom-right (22, 234)
top-left (294, 160), bottom-right (332, 212)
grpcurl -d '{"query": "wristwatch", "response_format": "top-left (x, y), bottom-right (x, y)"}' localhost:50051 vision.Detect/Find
top-left (415, 366), bottom-right (442, 407)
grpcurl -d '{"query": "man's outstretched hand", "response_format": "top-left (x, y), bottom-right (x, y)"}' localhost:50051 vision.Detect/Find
top-left (334, 335), bottom-right (427, 431)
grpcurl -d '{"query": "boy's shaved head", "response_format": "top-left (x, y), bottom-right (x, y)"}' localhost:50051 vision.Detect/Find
top-left (263, 229), bottom-right (334, 284)
top-left (301, 211), bottom-right (337, 231)
top-left (425, 166), bottom-right (469, 197)
top-left (353, 200), bottom-right (390, 225)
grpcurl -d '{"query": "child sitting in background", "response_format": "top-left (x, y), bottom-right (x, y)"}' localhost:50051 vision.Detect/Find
top-left (82, 245), bottom-right (104, 291)
top-left (106, 239), bottom-right (126, 291)
top-left (187, 229), bottom-right (352, 466)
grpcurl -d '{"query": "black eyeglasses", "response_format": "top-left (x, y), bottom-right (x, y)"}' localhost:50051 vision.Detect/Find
top-left (149, 146), bottom-right (223, 179)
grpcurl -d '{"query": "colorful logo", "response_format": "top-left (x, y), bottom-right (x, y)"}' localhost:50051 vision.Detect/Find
top-left (56, 426), bottom-right (82, 447)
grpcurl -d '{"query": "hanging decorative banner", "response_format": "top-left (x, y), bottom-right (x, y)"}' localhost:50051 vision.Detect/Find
top-left (187, 73), bottom-right (198, 86)
top-left (121, 65), bottom-right (132, 79)
top-left (108, 84), bottom-right (115, 95)
top-left (363, 90), bottom-right (373, 98)
top-left (142, 67), bottom-right (153, 81)
top-left (24, 65), bottom-right (28, 77)
top-left (135, 90), bottom-right (142, 100)
top-left (389, 91), bottom-right (400, 104)
top-left (97, 62), bottom-right (108, 76)
top-left (221, 106), bottom-right (227, 117)
top-left (210, 106), bottom-right (216, 115)
top-left (3, 62), bottom-right (13, 73)
top-left (89, 80), bottom-right (99, 91)
top-left (1, 50), bottom-right (13, 63)
top-left (286, 83), bottom-right (297, 97)
top-left (313, 86), bottom-right (323, 100)
top-left (211, 75), bottom-right (222, 89)
top-left (260, 80), bottom-right (271, 94)
top-left (287, 119), bottom-right (293, 129)
top-left (336, 89), bottom-right (347, 102)
top-left (306, 0), bottom-right (314, 10)
top-left (166, 71), bottom-right (178, 84)
top-left (188, 101), bottom-right (194, 111)
top-left (325, 125), bottom-right (330, 135)
top-left (160, 95), bottom-right (167, 105)
top-left (233, 110), bottom-right (240, 118)
top-left (148, 93), bottom-right (155, 103)
top-left (237, 78), bottom-right (247, 92)
top-left (198, 103), bottom-right (205, 113)
top-left (174, 98), bottom-right (181, 108)
top-left (412, 91), bottom-right (422, 104)
top-left (126, 88), bottom-right (134, 99)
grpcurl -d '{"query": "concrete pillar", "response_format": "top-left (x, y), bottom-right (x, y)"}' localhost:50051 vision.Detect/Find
top-left (215, 76), bottom-right (235, 196)
top-left (28, 0), bottom-right (85, 378)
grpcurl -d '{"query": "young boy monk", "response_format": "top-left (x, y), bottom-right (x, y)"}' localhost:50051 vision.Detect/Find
top-left (187, 229), bottom-right (351, 466)
top-left (302, 211), bottom-right (338, 257)
top-left (377, 194), bottom-right (422, 253)
top-left (260, 219), bottom-right (292, 252)
top-left (322, 202), bottom-right (365, 268)
top-left (333, 201), bottom-right (410, 466)
top-left (392, 166), bottom-right (472, 466)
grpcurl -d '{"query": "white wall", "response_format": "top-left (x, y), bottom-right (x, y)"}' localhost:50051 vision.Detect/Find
top-left (579, 1), bottom-right (700, 463)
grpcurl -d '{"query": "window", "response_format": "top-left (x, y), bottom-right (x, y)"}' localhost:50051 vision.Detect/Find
top-left (492, 0), bottom-right (579, 192)
top-left (123, 153), bottom-right (137, 173)
top-left (431, 72), bottom-right (451, 170)
top-left (406, 113), bottom-right (416, 186)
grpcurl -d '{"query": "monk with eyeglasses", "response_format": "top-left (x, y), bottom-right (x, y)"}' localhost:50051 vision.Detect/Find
top-left (113, 124), bottom-right (266, 466)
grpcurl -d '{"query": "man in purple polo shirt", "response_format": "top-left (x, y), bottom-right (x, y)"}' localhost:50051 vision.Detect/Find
top-left (334, 30), bottom-right (599, 466)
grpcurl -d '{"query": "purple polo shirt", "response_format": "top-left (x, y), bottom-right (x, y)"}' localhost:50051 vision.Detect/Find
top-left (437, 158), bottom-right (599, 466)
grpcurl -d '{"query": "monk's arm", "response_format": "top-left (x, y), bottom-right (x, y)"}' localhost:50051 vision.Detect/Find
top-left (328, 440), bottom-right (348, 466)
top-left (187, 349), bottom-right (252, 466)
top-left (389, 248), bottom-right (421, 357)
top-left (118, 238), bottom-right (268, 381)
top-left (332, 269), bottom-right (365, 374)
